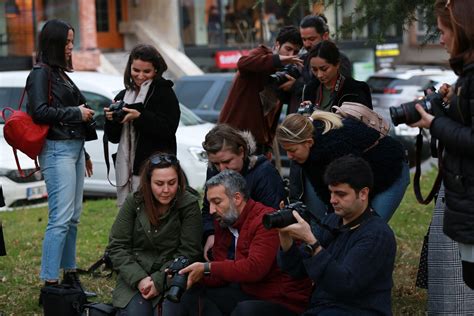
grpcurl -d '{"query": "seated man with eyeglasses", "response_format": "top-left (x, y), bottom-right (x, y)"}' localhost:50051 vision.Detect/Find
top-left (277, 155), bottom-right (396, 316)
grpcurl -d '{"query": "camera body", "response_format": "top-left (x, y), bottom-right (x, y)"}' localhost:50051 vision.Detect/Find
top-left (165, 256), bottom-right (190, 303)
top-left (297, 103), bottom-right (316, 116)
top-left (269, 64), bottom-right (301, 86)
top-left (262, 201), bottom-right (309, 229)
top-left (389, 90), bottom-right (445, 126)
top-left (108, 100), bottom-right (128, 123)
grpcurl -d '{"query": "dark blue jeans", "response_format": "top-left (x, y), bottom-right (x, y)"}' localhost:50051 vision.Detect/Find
top-left (179, 284), bottom-right (296, 316)
top-left (116, 292), bottom-right (180, 316)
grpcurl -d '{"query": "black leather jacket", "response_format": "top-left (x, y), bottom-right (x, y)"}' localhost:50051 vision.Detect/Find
top-left (26, 64), bottom-right (97, 141)
top-left (431, 62), bottom-right (474, 244)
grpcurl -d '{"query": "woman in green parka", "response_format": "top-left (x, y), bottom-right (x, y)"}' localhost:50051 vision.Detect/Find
top-left (107, 153), bottom-right (203, 315)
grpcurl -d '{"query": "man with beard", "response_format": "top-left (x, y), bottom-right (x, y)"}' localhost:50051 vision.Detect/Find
top-left (179, 170), bottom-right (311, 316)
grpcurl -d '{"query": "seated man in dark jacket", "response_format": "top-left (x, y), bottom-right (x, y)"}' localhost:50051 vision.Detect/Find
top-left (201, 124), bottom-right (286, 261)
top-left (278, 155), bottom-right (396, 315)
top-left (180, 170), bottom-right (311, 315)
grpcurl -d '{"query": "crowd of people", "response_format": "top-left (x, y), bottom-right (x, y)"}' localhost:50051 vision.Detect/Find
top-left (21, 0), bottom-right (474, 314)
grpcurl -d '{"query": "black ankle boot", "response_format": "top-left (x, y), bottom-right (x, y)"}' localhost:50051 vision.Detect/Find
top-left (44, 280), bottom-right (59, 287)
top-left (62, 271), bottom-right (97, 298)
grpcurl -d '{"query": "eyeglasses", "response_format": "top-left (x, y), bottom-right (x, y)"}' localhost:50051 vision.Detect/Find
top-left (150, 154), bottom-right (179, 165)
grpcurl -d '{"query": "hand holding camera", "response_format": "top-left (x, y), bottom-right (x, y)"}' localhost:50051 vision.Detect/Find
top-left (104, 101), bottom-right (143, 124)
top-left (79, 104), bottom-right (95, 122)
top-left (263, 202), bottom-right (316, 252)
top-left (389, 87), bottom-right (449, 128)
top-left (165, 256), bottom-right (190, 303)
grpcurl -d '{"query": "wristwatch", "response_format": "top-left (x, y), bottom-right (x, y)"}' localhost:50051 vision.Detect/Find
top-left (203, 262), bottom-right (211, 276)
top-left (304, 240), bottom-right (321, 256)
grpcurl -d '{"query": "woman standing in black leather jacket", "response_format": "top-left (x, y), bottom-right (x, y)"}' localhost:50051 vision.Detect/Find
top-left (26, 19), bottom-right (97, 290)
top-left (412, 0), bottom-right (474, 289)
top-left (104, 44), bottom-right (180, 207)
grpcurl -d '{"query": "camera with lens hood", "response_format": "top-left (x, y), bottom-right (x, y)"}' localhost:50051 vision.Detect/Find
top-left (262, 202), bottom-right (309, 229)
top-left (165, 256), bottom-right (190, 303)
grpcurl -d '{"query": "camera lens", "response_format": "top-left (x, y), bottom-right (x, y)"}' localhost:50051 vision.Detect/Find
top-left (268, 72), bottom-right (286, 85)
top-left (165, 274), bottom-right (188, 303)
top-left (262, 209), bottom-right (297, 229)
top-left (389, 105), bottom-right (406, 126)
top-left (390, 98), bottom-right (430, 126)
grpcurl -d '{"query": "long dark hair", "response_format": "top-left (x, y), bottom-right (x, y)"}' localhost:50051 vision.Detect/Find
top-left (37, 19), bottom-right (74, 70)
top-left (308, 40), bottom-right (340, 66)
top-left (202, 124), bottom-right (249, 160)
top-left (448, 0), bottom-right (474, 64)
top-left (138, 153), bottom-right (186, 227)
top-left (124, 44), bottom-right (168, 91)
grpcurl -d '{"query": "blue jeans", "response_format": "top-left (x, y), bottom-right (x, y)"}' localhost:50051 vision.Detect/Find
top-left (39, 139), bottom-right (85, 280)
top-left (302, 161), bottom-right (410, 224)
top-left (371, 161), bottom-right (410, 222)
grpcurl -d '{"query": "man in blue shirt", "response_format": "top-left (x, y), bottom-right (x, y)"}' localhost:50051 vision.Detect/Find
top-left (277, 155), bottom-right (396, 315)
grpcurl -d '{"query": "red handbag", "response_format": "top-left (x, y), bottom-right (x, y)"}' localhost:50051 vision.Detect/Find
top-left (1, 68), bottom-right (51, 177)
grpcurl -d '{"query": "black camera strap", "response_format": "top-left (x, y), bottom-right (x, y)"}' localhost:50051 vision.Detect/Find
top-left (413, 129), bottom-right (443, 204)
top-left (103, 131), bottom-right (131, 187)
top-left (315, 73), bottom-right (345, 110)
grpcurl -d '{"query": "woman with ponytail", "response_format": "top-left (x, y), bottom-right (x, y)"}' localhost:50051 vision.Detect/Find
top-left (277, 111), bottom-right (409, 221)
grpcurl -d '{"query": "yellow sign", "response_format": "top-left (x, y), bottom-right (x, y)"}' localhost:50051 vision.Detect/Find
top-left (375, 49), bottom-right (400, 57)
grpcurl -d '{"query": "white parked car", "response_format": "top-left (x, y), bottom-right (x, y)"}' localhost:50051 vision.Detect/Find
top-left (0, 71), bottom-right (212, 209)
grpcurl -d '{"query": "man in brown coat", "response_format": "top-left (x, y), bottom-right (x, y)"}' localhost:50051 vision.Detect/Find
top-left (218, 26), bottom-right (302, 159)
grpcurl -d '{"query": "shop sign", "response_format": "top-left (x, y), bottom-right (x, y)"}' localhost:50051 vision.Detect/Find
top-left (215, 50), bottom-right (249, 69)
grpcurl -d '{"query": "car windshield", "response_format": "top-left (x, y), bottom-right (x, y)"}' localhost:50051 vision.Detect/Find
top-left (179, 104), bottom-right (205, 126)
top-left (367, 77), bottom-right (397, 93)
top-left (368, 74), bottom-right (449, 93)
top-left (0, 87), bottom-right (27, 124)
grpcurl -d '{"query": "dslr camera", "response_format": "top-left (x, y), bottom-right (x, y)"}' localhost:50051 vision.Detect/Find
top-left (297, 103), bottom-right (316, 116)
top-left (108, 100), bottom-right (128, 123)
top-left (389, 89), bottom-right (446, 126)
top-left (262, 202), bottom-right (309, 229)
top-left (269, 64), bottom-right (301, 86)
top-left (165, 256), bottom-right (190, 303)
top-left (108, 101), bottom-right (143, 123)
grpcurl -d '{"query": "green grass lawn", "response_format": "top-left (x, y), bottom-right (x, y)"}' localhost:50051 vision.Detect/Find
top-left (0, 169), bottom-right (437, 315)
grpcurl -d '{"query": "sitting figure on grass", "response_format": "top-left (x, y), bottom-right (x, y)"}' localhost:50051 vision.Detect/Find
top-left (278, 155), bottom-right (396, 315)
top-left (107, 153), bottom-right (203, 316)
top-left (179, 170), bottom-right (312, 316)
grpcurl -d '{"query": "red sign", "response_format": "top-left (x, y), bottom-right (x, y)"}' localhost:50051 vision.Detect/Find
top-left (215, 50), bottom-right (249, 69)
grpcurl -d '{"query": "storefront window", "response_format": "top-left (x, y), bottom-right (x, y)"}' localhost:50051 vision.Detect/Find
top-left (0, 0), bottom-right (35, 57)
top-left (180, 0), bottom-right (306, 48)
top-left (0, 0), bottom-right (80, 58)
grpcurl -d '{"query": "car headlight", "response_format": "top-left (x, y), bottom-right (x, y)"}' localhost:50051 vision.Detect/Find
top-left (394, 124), bottom-right (419, 137)
top-left (0, 168), bottom-right (44, 183)
top-left (188, 147), bottom-right (208, 163)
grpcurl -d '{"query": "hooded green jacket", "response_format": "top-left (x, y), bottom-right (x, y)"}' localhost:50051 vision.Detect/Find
top-left (107, 189), bottom-right (203, 308)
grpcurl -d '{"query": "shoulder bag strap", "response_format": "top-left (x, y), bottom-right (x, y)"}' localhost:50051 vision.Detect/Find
top-left (16, 65), bottom-right (52, 178)
top-left (413, 129), bottom-right (443, 204)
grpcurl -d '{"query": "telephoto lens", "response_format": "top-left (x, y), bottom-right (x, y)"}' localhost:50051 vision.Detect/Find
top-left (165, 256), bottom-right (190, 303)
top-left (389, 91), bottom-right (443, 126)
top-left (262, 202), bottom-right (308, 229)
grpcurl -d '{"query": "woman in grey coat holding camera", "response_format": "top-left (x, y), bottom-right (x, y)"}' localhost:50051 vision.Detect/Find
top-left (104, 44), bottom-right (180, 207)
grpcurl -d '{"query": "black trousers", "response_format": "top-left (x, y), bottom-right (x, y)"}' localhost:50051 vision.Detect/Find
top-left (179, 284), bottom-right (296, 316)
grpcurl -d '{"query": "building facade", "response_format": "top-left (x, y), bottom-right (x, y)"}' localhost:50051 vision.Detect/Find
top-left (0, 0), bottom-right (451, 76)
